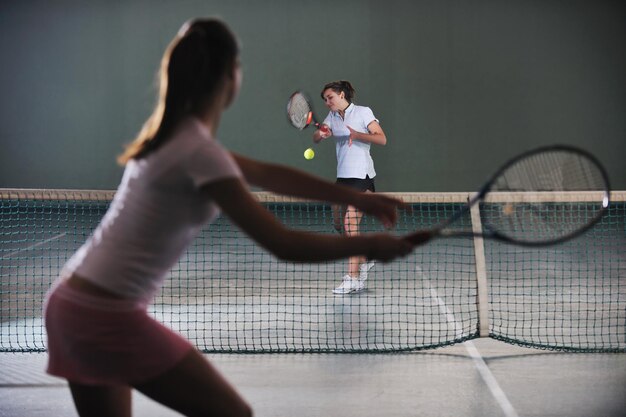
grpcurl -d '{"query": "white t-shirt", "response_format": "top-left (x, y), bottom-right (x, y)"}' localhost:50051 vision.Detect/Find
top-left (62, 118), bottom-right (243, 302)
top-left (323, 103), bottom-right (378, 179)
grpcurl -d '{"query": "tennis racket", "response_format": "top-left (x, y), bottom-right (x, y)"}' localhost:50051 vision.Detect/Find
top-left (286, 91), bottom-right (329, 134)
top-left (405, 145), bottom-right (610, 247)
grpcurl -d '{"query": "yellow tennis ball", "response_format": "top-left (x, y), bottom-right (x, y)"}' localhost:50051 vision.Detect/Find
top-left (304, 148), bottom-right (315, 160)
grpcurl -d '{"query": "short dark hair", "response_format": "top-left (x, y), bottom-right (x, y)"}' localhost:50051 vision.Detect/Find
top-left (321, 80), bottom-right (356, 103)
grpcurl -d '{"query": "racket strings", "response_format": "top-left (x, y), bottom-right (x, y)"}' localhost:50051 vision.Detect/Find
top-left (493, 152), bottom-right (606, 192)
top-left (287, 93), bottom-right (311, 129)
top-left (484, 150), bottom-right (608, 243)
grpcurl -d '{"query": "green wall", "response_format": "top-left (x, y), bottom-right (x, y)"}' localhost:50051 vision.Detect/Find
top-left (1, 0), bottom-right (624, 191)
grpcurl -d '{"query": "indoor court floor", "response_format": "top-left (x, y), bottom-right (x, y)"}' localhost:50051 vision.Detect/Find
top-left (1, 338), bottom-right (625, 417)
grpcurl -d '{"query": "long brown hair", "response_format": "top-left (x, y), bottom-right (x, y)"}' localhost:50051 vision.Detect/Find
top-left (118, 18), bottom-right (240, 165)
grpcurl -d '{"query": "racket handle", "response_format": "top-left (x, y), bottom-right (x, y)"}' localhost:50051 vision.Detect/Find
top-left (403, 231), bottom-right (434, 246)
top-left (316, 123), bottom-right (329, 133)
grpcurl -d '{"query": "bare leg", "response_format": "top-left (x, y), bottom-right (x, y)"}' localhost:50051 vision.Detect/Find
top-left (134, 349), bottom-right (252, 417)
top-left (344, 205), bottom-right (365, 277)
top-left (69, 383), bottom-right (132, 417)
top-left (331, 204), bottom-right (344, 234)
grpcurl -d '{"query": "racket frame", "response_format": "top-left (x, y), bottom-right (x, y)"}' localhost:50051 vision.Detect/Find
top-left (407, 144), bottom-right (611, 247)
top-left (286, 91), bottom-right (326, 131)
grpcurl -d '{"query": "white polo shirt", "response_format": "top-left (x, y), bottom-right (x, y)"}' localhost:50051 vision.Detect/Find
top-left (323, 103), bottom-right (378, 179)
top-left (61, 118), bottom-right (243, 302)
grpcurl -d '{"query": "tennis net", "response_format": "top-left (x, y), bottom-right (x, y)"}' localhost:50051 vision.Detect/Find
top-left (1, 189), bottom-right (625, 353)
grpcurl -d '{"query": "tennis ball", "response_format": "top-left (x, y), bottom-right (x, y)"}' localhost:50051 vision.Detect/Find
top-left (503, 203), bottom-right (514, 216)
top-left (304, 148), bottom-right (315, 160)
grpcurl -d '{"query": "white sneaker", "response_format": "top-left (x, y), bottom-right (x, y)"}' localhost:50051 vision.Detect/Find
top-left (332, 275), bottom-right (365, 295)
top-left (359, 260), bottom-right (376, 281)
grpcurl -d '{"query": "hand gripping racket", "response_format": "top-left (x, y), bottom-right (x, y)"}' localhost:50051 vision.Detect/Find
top-left (286, 91), bottom-right (330, 134)
top-left (405, 145), bottom-right (610, 247)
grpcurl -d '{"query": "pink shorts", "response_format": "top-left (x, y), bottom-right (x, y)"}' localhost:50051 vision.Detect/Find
top-left (44, 280), bottom-right (194, 386)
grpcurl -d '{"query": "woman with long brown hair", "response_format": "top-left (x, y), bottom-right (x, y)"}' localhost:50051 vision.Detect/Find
top-left (44, 18), bottom-right (424, 417)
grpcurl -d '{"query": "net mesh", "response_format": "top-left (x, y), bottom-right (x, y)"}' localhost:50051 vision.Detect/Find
top-left (1, 189), bottom-right (624, 353)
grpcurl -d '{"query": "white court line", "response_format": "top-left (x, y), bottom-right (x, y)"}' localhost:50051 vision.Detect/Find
top-left (1, 233), bottom-right (67, 260)
top-left (423, 267), bottom-right (519, 417)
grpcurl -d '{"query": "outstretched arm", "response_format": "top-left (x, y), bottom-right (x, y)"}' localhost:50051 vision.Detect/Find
top-left (201, 177), bottom-right (418, 263)
top-left (231, 152), bottom-right (404, 228)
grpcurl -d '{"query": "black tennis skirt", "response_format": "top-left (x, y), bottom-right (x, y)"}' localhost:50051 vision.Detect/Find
top-left (336, 175), bottom-right (375, 192)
